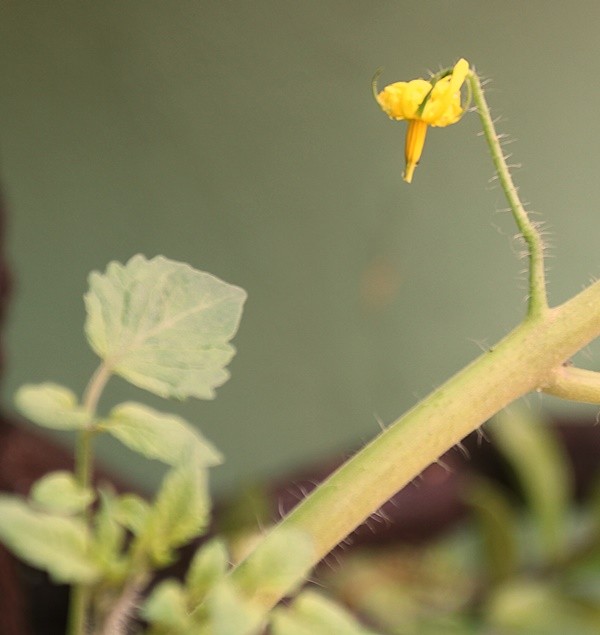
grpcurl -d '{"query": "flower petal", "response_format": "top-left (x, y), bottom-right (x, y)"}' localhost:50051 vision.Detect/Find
top-left (403, 120), bottom-right (428, 183)
top-left (377, 79), bottom-right (431, 121)
top-left (423, 58), bottom-right (470, 127)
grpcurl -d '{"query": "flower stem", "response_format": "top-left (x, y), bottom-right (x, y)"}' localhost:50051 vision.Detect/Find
top-left (66, 363), bottom-right (112, 635)
top-left (468, 70), bottom-right (548, 318)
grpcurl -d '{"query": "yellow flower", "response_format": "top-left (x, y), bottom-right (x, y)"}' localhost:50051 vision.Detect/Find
top-left (375, 58), bottom-right (470, 183)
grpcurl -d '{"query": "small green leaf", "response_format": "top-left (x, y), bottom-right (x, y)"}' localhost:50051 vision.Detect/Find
top-left (102, 401), bottom-right (222, 467)
top-left (145, 460), bottom-right (210, 565)
top-left (485, 579), bottom-right (600, 634)
top-left (31, 471), bottom-right (95, 514)
top-left (84, 254), bottom-right (247, 400)
top-left (142, 579), bottom-right (191, 633)
top-left (234, 527), bottom-right (315, 605)
top-left (201, 578), bottom-right (264, 635)
top-left (114, 493), bottom-right (151, 536)
top-left (15, 383), bottom-right (89, 430)
top-left (466, 477), bottom-right (519, 584)
top-left (271, 590), bottom-right (379, 635)
top-left (0, 495), bottom-right (100, 583)
top-left (490, 409), bottom-right (572, 562)
top-left (186, 538), bottom-right (229, 606)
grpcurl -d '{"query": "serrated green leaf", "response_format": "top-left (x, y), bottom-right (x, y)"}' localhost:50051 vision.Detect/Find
top-left (15, 383), bottom-right (89, 430)
top-left (0, 495), bottom-right (100, 583)
top-left (271, 590), bottom-right (379, 635)
top-left (142, 579), bottom-right (191, 633)
top-left (145, 460), bottom-right (210, 565)
top-left (186, 538), bottom-right (229, 606)
top-left (490, 409), bottom-right (572, 562)
top-left (102, 402), bottom-right (222, 467)
top-left (114, 493), bottom-right (151, 536)
top-left (84, 254), bottom-right (247, 400)
top-left (31, 471), bottom-right (95, 514)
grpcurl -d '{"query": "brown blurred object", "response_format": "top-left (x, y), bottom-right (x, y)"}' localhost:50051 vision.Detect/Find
top-left (0, 188), bottom-right (74, 635)
top-left (0, 542), bottom-right (31, 635)
top-left (0, 186), bottom-right (34, 635)
top-left (359, 256), bottom-right (402, 313)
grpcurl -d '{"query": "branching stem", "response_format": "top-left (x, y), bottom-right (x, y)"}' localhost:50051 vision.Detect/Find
top-left (219, 69), bottom-right (600, 622)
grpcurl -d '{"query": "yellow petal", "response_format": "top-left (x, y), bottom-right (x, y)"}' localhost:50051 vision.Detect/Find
top-left (422, 58), bottom-right (470, 127)
top-left (377, 79), bottom-right (431, 120)
top-left (404, 119), bottom-right (428, 183)
top-left (450, 58), bottom-right (470, 89)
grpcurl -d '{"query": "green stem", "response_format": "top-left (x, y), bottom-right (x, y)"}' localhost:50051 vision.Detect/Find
top-left (468, 71), bottom-right (548, 318)
top-left (542, 365), bottom-right (600, 404)
top-left (75, 429), bottom-right (94, 492)
top-left (227, 278), bottom-right (600, 617)
top-left (67, 585), bottom-right (92, 635)
top-left (66, 362), bottom-right (112, 635)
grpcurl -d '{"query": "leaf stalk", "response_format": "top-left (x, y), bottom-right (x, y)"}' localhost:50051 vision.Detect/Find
top-left (67, 363), bottom-right (112, 635)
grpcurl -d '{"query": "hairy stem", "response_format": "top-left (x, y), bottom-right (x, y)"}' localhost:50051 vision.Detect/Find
top-left (226, 278), bottom-right (600, 618)
top-left (468, 70), bottom-right (548, 317)
top-left (97, 573), bottom-right (149, 635)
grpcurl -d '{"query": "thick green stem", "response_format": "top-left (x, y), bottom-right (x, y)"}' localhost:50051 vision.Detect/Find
top-left (228, 279), bottom-right (600, 615)
top-left (67, 363), bottom-right (112, 635)
top-left (468, 71), bottom-right (548, 317)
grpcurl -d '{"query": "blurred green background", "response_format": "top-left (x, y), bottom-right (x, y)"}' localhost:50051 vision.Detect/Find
top-left (0, 1), bottom-right (598, 495)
